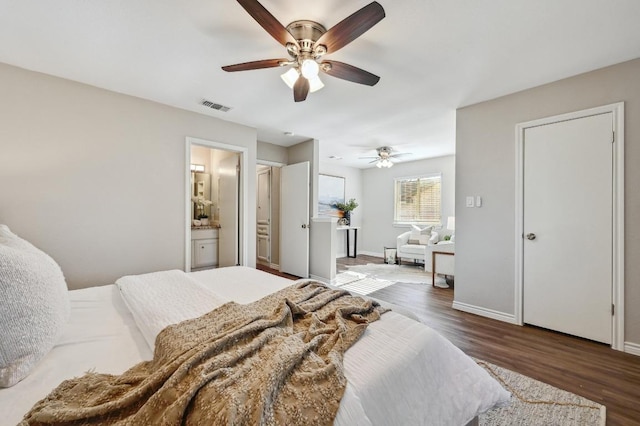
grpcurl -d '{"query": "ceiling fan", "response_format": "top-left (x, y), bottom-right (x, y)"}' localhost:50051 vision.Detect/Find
top-left (221, 0), bottom-right (385, 102)
top-left (360, 146), bottom-right (411, 168)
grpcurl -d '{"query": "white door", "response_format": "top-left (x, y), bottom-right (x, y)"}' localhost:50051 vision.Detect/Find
top-left (218, 154), bottom-right (239, 267)
top-left (257, 168), bottom-right (270, 263)
top-left (523, 112), bottom-right (613, 344)
top-left (280, 161), bottom-right (310, 277)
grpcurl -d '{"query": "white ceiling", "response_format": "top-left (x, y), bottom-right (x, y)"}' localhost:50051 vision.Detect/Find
top-left (1, 0), bottom-right (639, 168)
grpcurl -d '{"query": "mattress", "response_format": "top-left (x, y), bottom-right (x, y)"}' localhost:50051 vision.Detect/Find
top-left (1, 266), bottom-right (510, 425)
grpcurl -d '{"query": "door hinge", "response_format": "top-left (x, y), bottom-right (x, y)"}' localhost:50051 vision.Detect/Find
top-left (612, 131), bottom-right (615, 144)
top-left (612, 304), bottom-right (615, 315)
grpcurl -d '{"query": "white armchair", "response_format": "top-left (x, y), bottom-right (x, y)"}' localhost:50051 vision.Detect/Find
top-left (396, 231), bottom-right (455, 275)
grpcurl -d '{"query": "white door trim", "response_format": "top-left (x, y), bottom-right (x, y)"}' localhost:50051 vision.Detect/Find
top-left (514, 102), bottom-right (625, 351)
top-left (185, 137), bottom-right (249, 272)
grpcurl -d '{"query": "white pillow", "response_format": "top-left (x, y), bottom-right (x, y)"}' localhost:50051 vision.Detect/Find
top-left (428, 231), bottom-right (440, 245)
top-left (410, 225), bottom-right (433, 245)
top-left (0, 225), bottom-right (70, 387)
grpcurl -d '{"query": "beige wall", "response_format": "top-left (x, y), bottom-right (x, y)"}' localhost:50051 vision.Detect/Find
top-left (257, 141), bottom-right (288, 165)
top-left (456, 58), bottom-right (640, 346)
top-left (0, 62), bottom-right (258, 289)
top-left (288, 139), bottom-right (320, 217)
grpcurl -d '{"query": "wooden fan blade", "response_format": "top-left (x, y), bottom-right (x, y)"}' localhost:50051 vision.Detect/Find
top-left (222, 59), bottom-right (288, 72)
top-left (293, 77), bottom-right (310, 102)
top-left (236, 0), bottom-right (297, 47)
top-left (314, 2), bottom-right (385, 54)
top-left (321, 60), bottom-right (380, 86)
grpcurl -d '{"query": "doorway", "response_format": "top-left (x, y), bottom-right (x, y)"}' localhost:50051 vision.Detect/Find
top-left (256, 164), bottom-right (282, 270)
top-left (185, 137), bottom-right (249, 271)
top-left (515, 103), bottom-right (624, 350)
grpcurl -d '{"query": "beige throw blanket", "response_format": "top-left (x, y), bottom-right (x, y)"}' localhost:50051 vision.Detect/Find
top-left (22, 281), bottom-right (387, 426)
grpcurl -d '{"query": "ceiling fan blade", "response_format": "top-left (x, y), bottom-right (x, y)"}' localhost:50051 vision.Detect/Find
top-left (321, 60), bottom-right (380, 86)
top-left (236, 0), bottom-right (297, 47)
top-left (222, 58), bottom-right (289, 72)
top-left (314, 1), bottom-right (385, 54)
top-left (293, 77), bottom-right (310, 102)
top-left (222, 59), bottom-right (289, 72)
top-left (389, 153), bottom-right (412, 158)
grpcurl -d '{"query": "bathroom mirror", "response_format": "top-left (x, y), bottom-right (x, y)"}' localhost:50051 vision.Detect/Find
top-left (192, 172), bottom-right (212, 219)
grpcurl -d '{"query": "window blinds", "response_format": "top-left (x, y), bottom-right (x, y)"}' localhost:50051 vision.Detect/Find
top-left (394, 175), bottom-right (441, 224)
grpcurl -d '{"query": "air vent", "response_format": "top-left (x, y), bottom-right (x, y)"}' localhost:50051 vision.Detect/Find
top-left (202, 100), bottom-right (232, 112)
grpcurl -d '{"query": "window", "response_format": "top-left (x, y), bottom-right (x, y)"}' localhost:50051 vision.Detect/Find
top-left (394, 174), bottom-right (441, 225)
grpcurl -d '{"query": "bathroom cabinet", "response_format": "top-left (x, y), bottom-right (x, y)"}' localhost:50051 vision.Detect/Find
top-left (191, 228), bottom-right (218, 270)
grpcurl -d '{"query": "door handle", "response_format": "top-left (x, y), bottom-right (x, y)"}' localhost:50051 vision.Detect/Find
top-left (526, 233), bottom-right (536, 240)
top-left (301, 224), bottom-right (310, 229)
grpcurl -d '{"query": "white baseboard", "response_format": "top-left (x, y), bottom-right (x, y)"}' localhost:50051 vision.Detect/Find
top-left (452, 301), bottom-right (518, 325)
top-left (624, 342), bottom-right (640, 356)
top-left (358, 250), bottom-right (383, 258)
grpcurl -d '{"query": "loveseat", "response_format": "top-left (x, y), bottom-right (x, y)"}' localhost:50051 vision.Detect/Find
top-left (396, 230), bottom-right (455, 275)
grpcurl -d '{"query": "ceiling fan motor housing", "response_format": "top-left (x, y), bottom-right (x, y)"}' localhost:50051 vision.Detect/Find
top-left (378, 146), bottom-right (393, 158)
top-left (286, 20), bottom-right (326, 47)
top-left (286, 20), bottom-right (328, 65)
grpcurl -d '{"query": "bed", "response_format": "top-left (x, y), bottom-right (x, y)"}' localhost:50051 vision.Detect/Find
top-left (0, 226), bottom-right (509, 425)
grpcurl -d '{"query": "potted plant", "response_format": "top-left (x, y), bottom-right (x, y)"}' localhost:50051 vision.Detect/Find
top-left (191, 196), bottom-right (213, 226)
top-left (333, 198), bottom-right (359, 226)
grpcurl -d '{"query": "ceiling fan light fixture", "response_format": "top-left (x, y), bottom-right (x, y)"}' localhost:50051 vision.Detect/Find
top-left (280, 68), bottom-right (299, 89)
top-left (377, 158), bottom-right (393, 168)
top-left (308, 75), bottom-right (324, 93)
top-left (300, 59), bottom-right (320, 79)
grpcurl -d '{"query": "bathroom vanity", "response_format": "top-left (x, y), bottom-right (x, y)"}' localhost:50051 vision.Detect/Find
top-left (191, 227), bottom-right (219, 270)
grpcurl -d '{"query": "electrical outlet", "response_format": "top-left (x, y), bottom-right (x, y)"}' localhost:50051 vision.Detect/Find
top-left (476, 196), bottom-right (482, 207)
top-left (466, 196), bottom-right (475, 208)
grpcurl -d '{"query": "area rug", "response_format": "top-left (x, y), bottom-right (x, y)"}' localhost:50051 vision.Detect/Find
top-left (333, 271), bottom-right (395, 295)
top-left (343, 263), bottom-right (449, 287)
top-left (477, 360), bottom-right (606, 425)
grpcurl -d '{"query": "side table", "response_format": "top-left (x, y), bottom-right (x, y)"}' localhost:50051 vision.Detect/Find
top-left (431, 251), bottom-right (454, 287)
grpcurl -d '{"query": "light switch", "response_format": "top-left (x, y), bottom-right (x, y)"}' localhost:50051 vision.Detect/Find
top-left (476, 196), bottom-right (482, 207)
top-left (466, 196), bottom-right (475, 208)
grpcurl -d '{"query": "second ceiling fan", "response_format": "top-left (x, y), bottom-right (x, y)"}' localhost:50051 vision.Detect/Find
top-left (222, 0), bottom-right (385, 102)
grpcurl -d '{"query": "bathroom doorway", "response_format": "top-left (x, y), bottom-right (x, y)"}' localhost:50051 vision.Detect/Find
top-left (185, 137), bottom-right (248, 271)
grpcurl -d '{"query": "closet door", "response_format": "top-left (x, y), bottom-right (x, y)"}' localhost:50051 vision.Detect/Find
top-left (523, 112), bottom-right (613, 344)
top-left (257, 168), bottom-right (270, 263)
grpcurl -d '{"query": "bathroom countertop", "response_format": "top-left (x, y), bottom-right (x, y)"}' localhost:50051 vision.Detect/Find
top-left (191, 225), bottom-right (220, 230)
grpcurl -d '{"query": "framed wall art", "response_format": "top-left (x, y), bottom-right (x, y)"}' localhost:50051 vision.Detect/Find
top-left (318, 174), bottom-right (345, 217)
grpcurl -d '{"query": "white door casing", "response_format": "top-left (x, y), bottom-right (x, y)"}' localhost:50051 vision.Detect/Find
top-left (218, 154), bottom-right (239, 267)
top-left (515, 103), bottom-right (625, 350)
top-left (280, 161), bottom-right (310, 278)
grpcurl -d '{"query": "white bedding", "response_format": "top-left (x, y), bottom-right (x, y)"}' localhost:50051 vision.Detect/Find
top-left (0, 266), bottom-right (510, 425)
top-left (0, 285), bottom-right (152, 425)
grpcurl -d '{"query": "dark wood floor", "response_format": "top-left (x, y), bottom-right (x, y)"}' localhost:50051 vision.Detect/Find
top-left (258, 256), bottom-right (640, 425)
